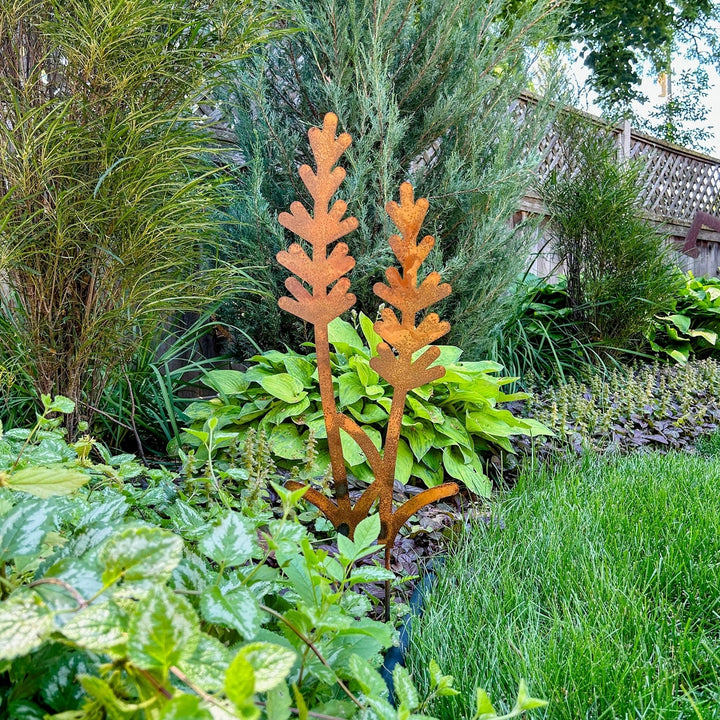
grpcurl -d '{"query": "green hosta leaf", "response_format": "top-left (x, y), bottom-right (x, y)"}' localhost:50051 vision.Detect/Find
top-left (61, 601), bottom-right (128, 656)
top-left (6, 466), bottom-right (89, 498)
top-left (202, 370), bottom-right (250, 396)
top-left (339, 428), bottom-right (366, 468)
top-left (269, 425), bottom-right (306, 460)
top-left (429, 346), bottom-right (463, 367)
top-left (282, 355), bottom-right (315, 386)
top-left (0, 590), bottom-right (54, 660)
top-left (338, 372), bottom-right (366, 407)
top-left (395, 439), bottom-right (413, 485)
top-left (359, 313), bottom-right (383, 356)
top-left (466, 407), bottom-right (529, 438)
top-left (0, 499), bottom-right (52, 563)
top-left (328, 317), bottom-right (366, 356)
top-left (442, 447), bottom-right (491, 496)
top-left (393, 665), bottom-right (419, 711)
top-left (239, 642), bottom-right (297, 692)
top-left (200, 584), bottom-right (260, 639)
top-left (100, 526), bottom-right (183, 585)
top-left (160, 695), bottom-right (213, 720)
top-left (515, 418), bottom-right (554, 438)
top-left (199, 511), bottom-right (256, 567)
top-left (128, 586), bottom-right (200, 673)
top-left (405, 422), bottom-right (435, 460)
top-left (260, 374), bottom-right (306, 404)
top-left (688, 328), bottom-right (718, 344)
top-left (662, 313), bottom-right (692, 334)
top-left (435, 416), bottom-right (472, 448)
top-left (411, 462), bottom-right (443, 488)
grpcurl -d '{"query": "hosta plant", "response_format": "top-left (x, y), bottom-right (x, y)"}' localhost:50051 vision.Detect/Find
top-left (646, 272), bottom-right (720, 364)
top-left (178, 315), bottom-right (551, 498)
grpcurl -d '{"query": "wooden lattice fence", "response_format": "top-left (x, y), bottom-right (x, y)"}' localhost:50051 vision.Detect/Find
top-left (516, 94), bottom-right (720, 278)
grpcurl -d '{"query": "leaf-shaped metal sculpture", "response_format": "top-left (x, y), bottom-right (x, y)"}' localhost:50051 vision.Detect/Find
top-left (278, 113), bottom-right (459, 603)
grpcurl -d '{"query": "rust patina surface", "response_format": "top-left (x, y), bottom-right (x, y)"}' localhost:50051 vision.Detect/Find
top-left (277, 112), bottom-right (459, 573)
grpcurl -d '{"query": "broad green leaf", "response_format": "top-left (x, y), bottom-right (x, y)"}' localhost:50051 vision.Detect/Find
top-left (466, 408), bottom-right (527, 438)
top-left (411, 462), bottom-right (443, 488)
top-left (100, 526), bottom-right (183, 585)
top-left (259, 374), bottom-right (306, 404)
top-left (435, 416), bottom-right (472, 448)
top-left (328, 317), bottom-right (366, 356)
top-left (61, 601), bottom-right (128, 656)
top-left (348, 402), bottom-right (388, 424)
top-left (200, 585), bottom-right (260, 639)
top-left (393, 665), bottom-right (419, 711)
top-left (266, 683), bottom-right (292, 720)
top-left (7, 466), bottom-right (89, 498)
top-left (395, 439), bottom-right (413, 485)
top-left (688, 328), bottom-right (717, 344)
top-left (199, 512), bottom-right (255, 567)
top-left (662, 313), bottom-right (692, 334)
top-left (359, 312), bottom-right (383, 356)
top-left (348, 565), bottom-right (395, 583)
top-left (348, 654), bottom-right (388, 698)
top-left (42, 395), bottom-right (75, 414)
top-left (269, 425), bottom-right (306, 460)
top-left (3, 700), bottom-right (46, 720)
top-left (282, 355), bottom-right (315, 386)
top-left (160, 695), bottom-right (212, 720)
top-left (180, 634), bottom-right (232, 692)
top-left (405, 422), bottom-right (435, 460)
top-left (40, 651), bottom-right (94, 712)
top-left (225, 652), bottom-right (256, 704)
top-left (202, 370), bottom-right (249, 396)
top-left (339, 428), bottom-right (367, 468)
top-left (0, 590), bottom-right (54, 660)
top-left (128, 586), bottom-right (200, 674)
top-left (239, 642), bottom-right (297, 692)
top-left (428, 345), bottom-right (463, 367)
top-left (0, 499), bottom-right (52, 563)
top-left (338, 372), bottom-right (365, 407)
top-left (442, 447), bottom-right (491, 496)
top-left (354, 513), bottom-right (381, 550)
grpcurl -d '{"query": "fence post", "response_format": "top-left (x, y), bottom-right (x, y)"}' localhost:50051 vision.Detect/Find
top-left (618, 119), bottom-right (631, 162)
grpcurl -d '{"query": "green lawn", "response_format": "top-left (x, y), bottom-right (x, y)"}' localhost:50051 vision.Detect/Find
top-left (407, 452), bottom-right (720, 720)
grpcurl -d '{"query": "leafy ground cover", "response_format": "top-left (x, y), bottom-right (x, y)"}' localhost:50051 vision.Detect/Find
top-left (407, 451), bottom-right (720, 720)
top-left (523, 358), bottom-right (720, 454)
top-left (0, 399), bottom-right (543, 720)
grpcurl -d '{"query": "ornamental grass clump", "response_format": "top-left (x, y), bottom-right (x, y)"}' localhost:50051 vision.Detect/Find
top-left (0, 0), bottom-right (281, 433)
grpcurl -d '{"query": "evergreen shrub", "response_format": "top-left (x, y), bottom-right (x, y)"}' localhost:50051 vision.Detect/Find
top-left (219, 0), bottom-right (563, 358)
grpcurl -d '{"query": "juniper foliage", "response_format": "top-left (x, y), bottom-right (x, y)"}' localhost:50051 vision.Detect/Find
top-left (220, 0), bottom-right (563, 357)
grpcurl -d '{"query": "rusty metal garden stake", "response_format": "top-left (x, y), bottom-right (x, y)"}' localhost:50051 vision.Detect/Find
top-left (277, 113), bottom-right (459, 614)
